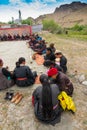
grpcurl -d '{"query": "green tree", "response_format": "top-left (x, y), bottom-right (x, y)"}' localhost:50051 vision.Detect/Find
top-left (21, 18), bottom-right (33, 25)
top-left (42, 19), bottom-right (63, 34)
top-left (8, 21), bottom-right (14, 24)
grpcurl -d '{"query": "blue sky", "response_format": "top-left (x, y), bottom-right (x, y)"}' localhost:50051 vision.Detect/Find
top-left (0, 0), bottom-right (87, 22)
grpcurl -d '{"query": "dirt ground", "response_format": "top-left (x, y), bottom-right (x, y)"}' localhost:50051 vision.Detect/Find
top-left (0, 33), bottom-right (87, 130)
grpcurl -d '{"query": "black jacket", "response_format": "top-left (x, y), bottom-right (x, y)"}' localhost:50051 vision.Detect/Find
top-left (44, 53), bottom-right (55, 61)
top-left (13, 66), bottom-right (35, 87)
top-left (60, 55), bottom-right (67, 73)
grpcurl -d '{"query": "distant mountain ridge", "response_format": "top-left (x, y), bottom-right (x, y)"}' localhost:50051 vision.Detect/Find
top-left (54, 1), bottom-right (87, 12)
top-left (35, 1), bottom-right (87, 27)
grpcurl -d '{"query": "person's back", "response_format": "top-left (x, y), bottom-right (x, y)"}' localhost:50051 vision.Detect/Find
top-left (43, 60), bottom-right (63, 72)
top-left (49, 43), bottom-right (56, 53)
top-left (14, 66), bottom-right (28, 78)
top-left (32, 74), bottom-right (62, 125)
top-left (56, 71), bottom-right (73, 96)
top-left (14, 57), bottom-right (35, 87)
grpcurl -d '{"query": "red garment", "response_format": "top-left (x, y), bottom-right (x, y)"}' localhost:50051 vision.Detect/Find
top-left (32, 96), bottom-right (34, 106)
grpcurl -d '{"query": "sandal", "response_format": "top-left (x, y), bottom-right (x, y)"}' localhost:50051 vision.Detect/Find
top-left (14, 94), bottom-right (23, 104)
top-left (11, 92), bottom-right (20, 103)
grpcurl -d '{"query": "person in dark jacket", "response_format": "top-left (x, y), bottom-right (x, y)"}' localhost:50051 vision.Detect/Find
top-left (55, 52), bottom-right (67, 73)
top-left (43, 60), bottom-right (63, 72)
top-left (13, 57), bottom-right (35, 87)
top-left (49, 43), bottom-right (56, 53)
top-left (47, 68), bottom-right (74, 96)
top-left (32, 74), bottom-right (62, 125)
top-left (44, 47), bottom-right (55, 61)
top-left (0, 59), bottom-right (14, 90)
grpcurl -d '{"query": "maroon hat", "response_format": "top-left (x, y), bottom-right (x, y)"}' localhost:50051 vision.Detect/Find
top-left (47, 68), bottom-right (58, 77)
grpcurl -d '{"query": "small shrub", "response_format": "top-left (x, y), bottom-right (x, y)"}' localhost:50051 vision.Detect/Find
top-left (71, 24), bottom-right (84, 31)
top-left (42, 19), bottom-right (59, 33)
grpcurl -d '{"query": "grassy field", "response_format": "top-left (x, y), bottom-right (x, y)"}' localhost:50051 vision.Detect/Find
top-left (40, 31), bottom-right (87, 74)
top-left (57, 33), bottom-right (87, 41)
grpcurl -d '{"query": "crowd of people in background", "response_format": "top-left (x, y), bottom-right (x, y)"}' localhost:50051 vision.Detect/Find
top-left (0, 33), bottom-right (30, 41)
top-left (0, 33), bottom-right (74, 126)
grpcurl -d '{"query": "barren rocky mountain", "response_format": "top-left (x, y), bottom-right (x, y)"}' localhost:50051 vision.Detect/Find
top-left (35, 2), bottom-right (87, 27)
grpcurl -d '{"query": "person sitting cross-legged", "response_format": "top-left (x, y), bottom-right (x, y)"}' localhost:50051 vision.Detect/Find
top-left (13, 57), bottom-right (36, 87)
top-left (32, 74), bottom-right (62, 125)
top-left (47, 68), bottom-right (74, 96)
top-left (43, 60), bottom-right (63, 72)
top-left (55, 51), bottom-right (67, 73)
top-left (44, 47), bottom-right (55, 62)
top-left (0, 59), bottom-right (14, 90)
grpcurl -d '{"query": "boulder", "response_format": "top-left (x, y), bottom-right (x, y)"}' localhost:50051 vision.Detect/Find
top-left (78, 74), bottom-right (85, 83)
top-left (82, 81), bottom-right (87, 86)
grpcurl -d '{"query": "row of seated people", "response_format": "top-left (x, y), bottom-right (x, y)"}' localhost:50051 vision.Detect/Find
top-left (0, 56), bottom-right (73, 125)
top-left (28, 34), bottom-right (67, 74)
top-left (28, 34), bottom-right (47, 54)
top-left (30, 36), bottom-right (67, 73)
top-left (0, 45), bottom-right (68, 90)
top-left (0, 33), bottom-right (30, 41)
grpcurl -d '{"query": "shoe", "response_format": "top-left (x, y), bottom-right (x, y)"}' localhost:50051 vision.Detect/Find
top-left (11, 93), bottom-right (20, 103)
top-left (14, 94), bottom-right (23, 104)
top-left (5, 92), bottom-right (14, 100)
top-left (4, 92), bottom-right (10, 100)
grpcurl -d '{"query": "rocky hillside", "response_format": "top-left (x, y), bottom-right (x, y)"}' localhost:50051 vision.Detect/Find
top-left (35, 2), bottom-right (87, 27)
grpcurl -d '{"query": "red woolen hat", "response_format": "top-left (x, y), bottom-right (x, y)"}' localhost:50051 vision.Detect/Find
top-left (47, 68), bottom-right (58, 77)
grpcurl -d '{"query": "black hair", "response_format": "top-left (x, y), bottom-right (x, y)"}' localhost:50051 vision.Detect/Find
top-left (40, 74), bottom-right (53, 118)
top-left (15, 62), bottom-right (20, 68)
top-left (50, 43), bottom-right (54, 48)
top-left (43, 60), bottom-right (55, 67)
top-left (46, 47), bottom-right (52, 53)
top-left (18, 57), bottom-right (25, 64)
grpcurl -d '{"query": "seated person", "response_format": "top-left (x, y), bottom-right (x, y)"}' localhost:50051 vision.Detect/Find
top-left (33, 40), bottom-right (46, 54)
top-left (44, 47), bottom-right (55, 61)
top-left (32, 74), bottom-right (62, 125)
top-left (0, 59), bottom-right (14, 90)
top-left (21, 34), bottom-right (25, 40)
top-left (7, 34), bottom-right (13, 41)
top-left (13, 57), bottom-right (35, 87)
top-left (13, 34), bottom-right (17, 40)
top-left (49, 43), bottom-right (56, 53)
top-left (35, 34), bottom-right (42, 41)
top-left (43, 60), bottom-right (63, 72)
top-left (16, 34), bottom-right (20, 40)
top-left (0, 35), bottom-right (1, 41)
top-left (29, 37), bottom-right (38, 49)
top-left (47, 68), bottom-right (74, 96)
top-left (55, 51), bottom-right (67, 73)
top-left (3, 34), bottom-right (8, 41)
